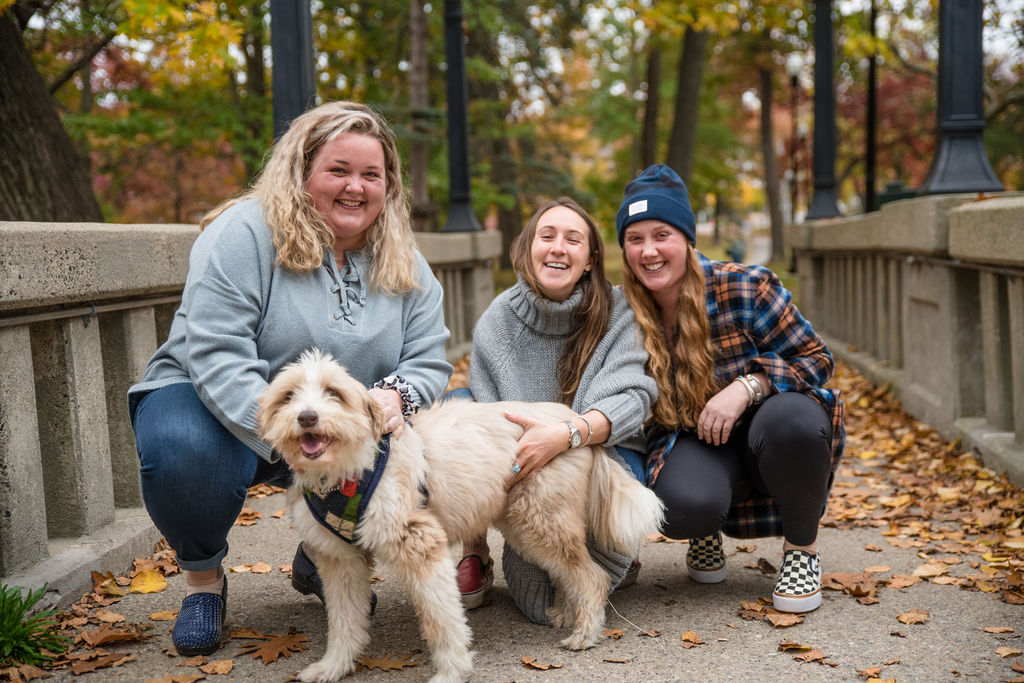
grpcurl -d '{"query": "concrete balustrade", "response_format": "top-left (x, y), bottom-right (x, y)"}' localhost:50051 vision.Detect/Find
top-left (0, 220), bottom-right (501, 606)
top-left (790, 193), bottom-right (1024, 485)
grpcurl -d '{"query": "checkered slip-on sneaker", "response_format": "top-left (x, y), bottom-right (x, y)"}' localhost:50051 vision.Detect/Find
top-left (773, 549), bottom-right (822, 613)
top-left (686, 534), bottom-right (727, 584)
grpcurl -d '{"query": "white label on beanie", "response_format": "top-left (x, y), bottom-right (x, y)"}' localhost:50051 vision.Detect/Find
top-left (628, 200), bottom-right (648, 216)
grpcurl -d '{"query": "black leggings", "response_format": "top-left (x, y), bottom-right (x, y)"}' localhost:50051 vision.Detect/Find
top-left (652, 392), bottom-right (832, 546)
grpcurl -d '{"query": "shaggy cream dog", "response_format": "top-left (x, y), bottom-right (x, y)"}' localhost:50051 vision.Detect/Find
top-left (257, 350), bottom-right (664, 683)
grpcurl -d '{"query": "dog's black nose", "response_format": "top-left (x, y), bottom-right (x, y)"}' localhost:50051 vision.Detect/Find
top-left (298, 409), bottom-right (319, 428)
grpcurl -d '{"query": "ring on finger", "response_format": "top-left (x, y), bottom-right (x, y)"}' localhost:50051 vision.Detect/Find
top-left (512, 462), bottom-right (522, 474)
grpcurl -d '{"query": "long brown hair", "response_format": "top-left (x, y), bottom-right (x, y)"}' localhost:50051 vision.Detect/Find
top-left (622, 245), bottom-right (718, 429)
top-left (200, 101), bottom-right (417, 294)
top-left (509, 197), bottom-right (612, 405)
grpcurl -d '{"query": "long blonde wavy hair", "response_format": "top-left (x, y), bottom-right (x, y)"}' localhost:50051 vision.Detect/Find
top-left (200, 101), bottom-right (418, 294)
top-left (622, 244), bottom-right (719, 429)
top-left (510, 198), bottom-right (612, 406)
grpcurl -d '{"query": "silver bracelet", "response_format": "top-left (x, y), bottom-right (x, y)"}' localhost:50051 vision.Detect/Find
top-left (578, 415), bottom-right (594, 446)
top-left (735, 375), bottom-right (756, 407)
top-left (746, 374), bottom-right (765, 404)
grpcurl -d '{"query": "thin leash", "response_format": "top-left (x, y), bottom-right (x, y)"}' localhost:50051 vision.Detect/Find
top-left (605, 598), bottom-right (670, 654)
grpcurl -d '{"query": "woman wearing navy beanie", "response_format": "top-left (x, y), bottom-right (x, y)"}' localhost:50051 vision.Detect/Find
top-left (616, 164), bottom-right (844, 613)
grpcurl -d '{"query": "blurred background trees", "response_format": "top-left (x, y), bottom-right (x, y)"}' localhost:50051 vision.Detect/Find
top-left (1, 0), bottom-right (1020, 249)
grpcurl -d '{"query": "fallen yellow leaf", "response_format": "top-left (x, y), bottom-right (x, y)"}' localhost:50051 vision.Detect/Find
top-left (150, 610), bottom-right (178, 621)
top-left (130, 569), bottom-right (167, 594)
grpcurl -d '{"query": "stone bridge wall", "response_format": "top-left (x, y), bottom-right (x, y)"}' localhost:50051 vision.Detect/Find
top-left (0, 221), bottom-right (501, 605)
top-left (790, 193), bottom-right (1024, 485)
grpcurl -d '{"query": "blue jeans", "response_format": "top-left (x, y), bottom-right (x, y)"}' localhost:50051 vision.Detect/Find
top-left (442, 387), bottom-right (646, 482)
top-left (130, 383), bottom-right (292, 571)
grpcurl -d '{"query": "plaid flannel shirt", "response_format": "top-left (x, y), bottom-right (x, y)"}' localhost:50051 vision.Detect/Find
top-left (646, 254), bottom-right (845, 539)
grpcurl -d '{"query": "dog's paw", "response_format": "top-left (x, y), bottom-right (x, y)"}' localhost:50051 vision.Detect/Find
top-left (427, 672), bottom-right (468, 683)
top-left (546, 604), bottom-right (573, 629)
top-left (299, 657), bottom-right (356, 683)
top-left (559, 632), bottom-right (599, 651)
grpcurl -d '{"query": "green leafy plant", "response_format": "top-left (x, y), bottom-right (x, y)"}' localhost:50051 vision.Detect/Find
top-left (0, 583), bottom-right (68, 666)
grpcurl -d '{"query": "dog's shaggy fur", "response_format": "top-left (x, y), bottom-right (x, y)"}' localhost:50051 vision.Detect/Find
top-left (257, 350), bottom-right (664, 683)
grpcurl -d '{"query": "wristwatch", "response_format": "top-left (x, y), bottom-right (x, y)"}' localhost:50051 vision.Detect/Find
top-left (564, 419), bottom-right (583, 448)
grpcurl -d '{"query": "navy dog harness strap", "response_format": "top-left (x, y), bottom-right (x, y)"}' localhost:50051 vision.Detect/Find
top-left (303, 435), bottom-right (390, 543)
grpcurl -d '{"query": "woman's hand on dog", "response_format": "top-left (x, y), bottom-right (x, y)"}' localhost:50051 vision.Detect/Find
top-left (369, 387), bottom-right (405, 435)
top-left (503, 412), bottom-right (567, 486)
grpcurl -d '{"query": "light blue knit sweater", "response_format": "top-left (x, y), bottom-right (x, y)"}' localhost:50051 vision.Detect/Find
top-left (128, 198), bottom-right (452, 461)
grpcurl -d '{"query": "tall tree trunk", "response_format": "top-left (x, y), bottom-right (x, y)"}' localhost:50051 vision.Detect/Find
top-left (713, 192), bottom-right (724, 245)
top-left (758, 66), bottom-right (785, 263)
top-left (0, 12), bottom-right (102, 221)
top-left (466, 15), bottom-right (521, 268)
top-left (240, 3), bottom-right (267, 180)
top-left (641, 45), bottom-right (661, 171)
top-left (666, 26), bottom-right (708, 184)
top-left (491, 136), bottom-right (522, 269)
top-left (408, 0), bottom-right (433, 231)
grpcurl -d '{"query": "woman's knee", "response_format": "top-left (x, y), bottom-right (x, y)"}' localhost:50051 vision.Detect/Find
top-left (134, 385), bottom-right (255, 499)
top-left (749, 392), bottom-right (831, 456)
top-left (654, 483), bottom-right (730, 539)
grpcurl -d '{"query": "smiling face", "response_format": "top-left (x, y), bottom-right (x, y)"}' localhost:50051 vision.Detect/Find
top-left (307, 132), bottom-right (387, 255)
top-left (528, 205), bottom-right (594, 302)
top-left (623, 219), bottom-right (690, 305)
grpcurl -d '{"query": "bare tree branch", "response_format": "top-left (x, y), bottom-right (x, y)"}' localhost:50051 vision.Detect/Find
top-left (885, 37), bottom-right (935, 78)
top-left (986, 92), bottom-right (1024, 122)
top-left (48, 30), bottom-right (117, 95)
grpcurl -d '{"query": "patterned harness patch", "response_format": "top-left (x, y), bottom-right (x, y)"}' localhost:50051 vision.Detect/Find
top-left (303, 436), bottom-right (390, 543)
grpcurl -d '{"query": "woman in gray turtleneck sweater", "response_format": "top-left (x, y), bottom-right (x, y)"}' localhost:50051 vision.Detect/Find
top-left (456, 197), bottom-right (657, 624)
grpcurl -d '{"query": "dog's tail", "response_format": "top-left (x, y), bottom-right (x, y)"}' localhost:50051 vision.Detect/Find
top-left (586, 448), bottom-right (665, 557)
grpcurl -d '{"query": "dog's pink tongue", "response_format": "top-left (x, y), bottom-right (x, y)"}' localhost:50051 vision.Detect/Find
top-left (300, 434), bottom-right (327, 456)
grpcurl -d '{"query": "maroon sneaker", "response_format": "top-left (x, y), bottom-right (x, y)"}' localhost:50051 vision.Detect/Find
top-left (457, 554), bottom-right (493, 609)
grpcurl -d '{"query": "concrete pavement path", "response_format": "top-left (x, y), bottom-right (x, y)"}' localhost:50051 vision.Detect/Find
top-left (17, 363), bottom-right (1024, 683)
top-left (32, 474), bottom-right (1023, 682)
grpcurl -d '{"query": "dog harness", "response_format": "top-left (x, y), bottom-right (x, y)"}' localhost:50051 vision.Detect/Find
top-left (303, 436), bottom-right (390, 544)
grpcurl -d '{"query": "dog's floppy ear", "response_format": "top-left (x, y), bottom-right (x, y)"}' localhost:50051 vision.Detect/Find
top-left (366, 394), bottom-right (388, 439)
top-left (256, 368), bottom-right (293, 439)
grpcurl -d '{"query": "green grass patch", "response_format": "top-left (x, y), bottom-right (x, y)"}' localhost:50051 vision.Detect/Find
top-left (0, 584), bottom-right (68, 667)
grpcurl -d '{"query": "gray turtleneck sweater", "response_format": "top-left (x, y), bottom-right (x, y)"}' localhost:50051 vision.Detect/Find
top-left (469, 278), bottom-right (656, 452)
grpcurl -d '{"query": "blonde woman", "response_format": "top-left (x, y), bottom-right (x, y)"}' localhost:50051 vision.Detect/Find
top-left (617, 165), bottom-right (844, 614)
top-left (128, 101), bottom-right (451, 656)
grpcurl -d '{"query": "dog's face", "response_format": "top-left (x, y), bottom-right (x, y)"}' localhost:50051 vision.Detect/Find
top-left (258, 350), bottom-right (386, 488)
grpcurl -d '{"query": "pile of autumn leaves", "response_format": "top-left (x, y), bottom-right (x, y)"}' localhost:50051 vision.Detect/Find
top-left (1, 361), bottom-right (1022, 682)
top-left (824, 361), bottom-right (1024, 608)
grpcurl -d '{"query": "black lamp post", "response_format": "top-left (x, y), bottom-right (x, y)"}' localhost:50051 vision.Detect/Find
top-left (918, 0), bottom-right (1003, 194)
top-left (786, 53), bottom-right (803, 225)
top-left (270, 1), bottom-right (316, 140)
top-left (442, 0), bottom-right (482, 232)
top-left (807, 0), bottom-right (842, 220)
top-left (865, 0), bottom-right (877, 211)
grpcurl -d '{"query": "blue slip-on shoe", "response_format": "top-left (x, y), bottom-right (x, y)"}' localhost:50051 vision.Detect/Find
top-left (291, 543), bottom-right (377, 616)
top-left (172, 575), bottom-right (227, 656)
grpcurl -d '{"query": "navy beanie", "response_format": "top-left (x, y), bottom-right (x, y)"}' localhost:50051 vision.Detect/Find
top-left (615, 164), bottom-right (696, 246)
